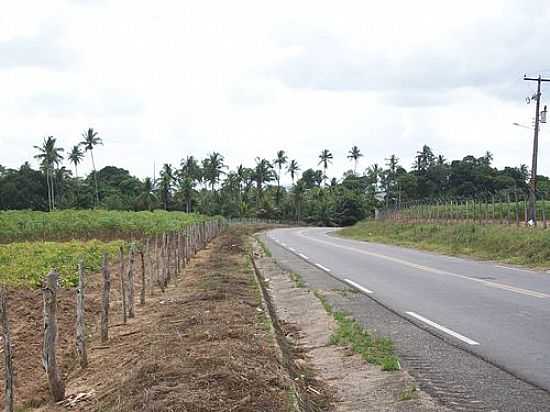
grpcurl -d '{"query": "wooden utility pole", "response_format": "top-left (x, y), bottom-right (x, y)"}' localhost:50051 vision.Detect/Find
top-left (523, 74), bottom-right (550, 224)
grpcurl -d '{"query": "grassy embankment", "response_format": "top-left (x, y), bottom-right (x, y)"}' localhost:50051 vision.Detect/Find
top-left (338, 220), bottom-right (550, 268)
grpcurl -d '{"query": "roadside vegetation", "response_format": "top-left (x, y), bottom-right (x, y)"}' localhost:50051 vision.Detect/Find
top-left (338, 220), bottom-right (550, 267)
top-left (314, 290), bottom-right (400, 371)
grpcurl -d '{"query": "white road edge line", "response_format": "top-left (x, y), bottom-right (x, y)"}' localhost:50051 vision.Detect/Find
top-left (289, 247), bottom-right (296, 252)
top-left (298, 253), bottom-right (310, 260)
top-left (281, 243), bottom-right (287, 247)
top-left (315, 263), bottom-right (331, 272)
top-left (343, 279), bottom-right (374, 294)
top-left (405, 311), bottom-right (480, 346)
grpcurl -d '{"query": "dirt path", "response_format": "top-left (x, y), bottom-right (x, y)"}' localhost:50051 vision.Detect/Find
top-left (1, 226), bottom-right (291, 411)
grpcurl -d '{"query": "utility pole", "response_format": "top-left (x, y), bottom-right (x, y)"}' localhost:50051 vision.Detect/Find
top-left (523, 74), bottom-right (550, 225)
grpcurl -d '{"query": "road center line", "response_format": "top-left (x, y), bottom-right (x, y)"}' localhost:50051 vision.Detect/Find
top-left (298, 253), bottom-right (310, 260)
top-left (406, 311), bottom-right (480, 346)
top-left (315, 263), bottom-right (331, 272)
top-left (296, 230), bottom-right (549, 299)
top-left (343, 278), bottom-right (374, 294)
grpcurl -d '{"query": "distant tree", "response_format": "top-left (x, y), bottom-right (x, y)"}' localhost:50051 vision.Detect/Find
top-left (33, 136), bottom-right (64, 211)
top-left (347, 145), bottom-right (363, 175)
top-left (287, 159), bottom-right (300, 185)
top-left (80, 128), bottom-right (103, 206)
top-left (203, 152), bottom-right (226, 190)
top-left (318, 149), bottom-right (333, 184)
top-left (159, 163), bottom-right (175, 210)
top-left (254, 158), bottom-right (275, 203)
top-left (273, 150), bottom-right (288, 205)
top-left (135, 177), bottom-right (158, 211)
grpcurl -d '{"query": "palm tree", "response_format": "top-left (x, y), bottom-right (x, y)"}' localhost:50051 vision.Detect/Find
top-left (34, 136), bottom-right (64, 211)
top-left (273, 150), bottom-right (288, 205)
top-left (203, 152), bottom-right (226, 190)
top-left (159, 163), bottom-right (175, 210)
top-left (254, 158), bottom-right (275, 203)
top-left (135, 177), bottom-right (158, 211)
top-left (80, 128), bottom-right (103, 206)
top-left (347, 145), bottom-right (363, 175)
top-left (68, 145), bottom-right (84, 179)
top-left (287, 159), bottom-right (300, 185)
top-left (292, 180), bottom-right (305, 221)
top-left (318, 149), bottom-right (333, 184)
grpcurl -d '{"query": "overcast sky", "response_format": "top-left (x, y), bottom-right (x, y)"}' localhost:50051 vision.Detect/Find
top-left (2, 0), bottom-right (550, 184)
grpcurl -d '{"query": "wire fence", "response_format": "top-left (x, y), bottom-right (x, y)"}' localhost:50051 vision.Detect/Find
top-left (377, 189), bottom-right (550, 228)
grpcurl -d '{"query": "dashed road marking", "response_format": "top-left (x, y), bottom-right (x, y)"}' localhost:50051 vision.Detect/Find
top-left (315, 263), bottom-right (331, 272)
top-left (298, 253), bottom-right (310, 260)
top-left (343, 278), bottom-right (374, 294)
top-left (406, 311), bottom-right (480, 346)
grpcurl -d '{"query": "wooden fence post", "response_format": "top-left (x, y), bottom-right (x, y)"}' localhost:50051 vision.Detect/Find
top-left (140, 243), bottom-right (146, 305)
top-left (119, 246), bottom-right (127, 324)
top-left (100, 254), bottom-right (110, 343)
top-left (42, 270), bottom-right (65, 402)
top-left (75, 261), bottom-right (88, 368)
top-left (1, 287), bottom-right (14, 412)
top-left (127, 246), bottom-right (135, 319)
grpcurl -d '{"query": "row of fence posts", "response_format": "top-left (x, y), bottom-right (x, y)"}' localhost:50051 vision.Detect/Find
top-left (379, 192), bottom-right (549, 228)
top-left (226, 217), bottom-right (305, 225)
top-left (0, 219), bottom-right (225, 411)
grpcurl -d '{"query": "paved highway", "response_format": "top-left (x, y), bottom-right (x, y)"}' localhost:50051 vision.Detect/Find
top-left (267, 226), bottom-right (550, 392)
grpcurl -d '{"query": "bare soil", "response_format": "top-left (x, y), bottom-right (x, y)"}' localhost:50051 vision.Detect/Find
top-left (1, 226), bottom-right (291, 411)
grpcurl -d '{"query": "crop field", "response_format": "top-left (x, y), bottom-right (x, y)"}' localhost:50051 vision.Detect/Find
top-left (0, 209), bottom-right (212, 243)
top-left (0, 240), bottom-right (125, 287)
top-left (0, 210), bottom-right (221, 287)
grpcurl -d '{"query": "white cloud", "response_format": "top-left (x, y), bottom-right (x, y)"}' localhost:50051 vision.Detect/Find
top-left (1, 0), bottom-right (550, 185)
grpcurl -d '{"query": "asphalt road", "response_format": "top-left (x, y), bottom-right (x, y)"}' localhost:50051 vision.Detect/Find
top-left (267, 227), bottom-right (550, 392)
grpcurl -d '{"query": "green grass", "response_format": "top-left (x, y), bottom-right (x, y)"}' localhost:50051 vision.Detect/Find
top-left (338, 220), bottom-right (550, 268)
top-left (0, 209), bottom-right (217, 242)
top-left (0, 240), bottom-right (125, 287)
top-left (254, 235), bottom-right (272, 257)
top-left (314, 289), bottom-right (399, 371)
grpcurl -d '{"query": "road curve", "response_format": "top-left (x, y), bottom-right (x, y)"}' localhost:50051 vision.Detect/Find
top-left (267, 226), bottom-right (550, 392)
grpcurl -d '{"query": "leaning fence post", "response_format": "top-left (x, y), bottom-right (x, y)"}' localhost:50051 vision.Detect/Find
top-left (100, 254), bottom-right (110, 343)
top-left (1, 287), bottom-right (14, 412)
top-left (75, 261), bottom-right (88, 368)
top-left (42, 270), bottom-right (65, 402)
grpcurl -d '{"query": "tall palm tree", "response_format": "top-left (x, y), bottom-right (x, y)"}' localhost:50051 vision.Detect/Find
top-left (347, 145), bottom-right (363, 175)
top-left (80, 128), bottom-right (103, 206)
top-left (68, 145), bottom-right (84, 179)
top-left (34, 136), bottom-right (64, 211)
top-left (273, 150), bottom-right (288, 205)
top-left (68, 145), bottom-right (84, 207)
top-left (318, 149), bottom-right (333, 185)
top-left (287, 159), bottom-right (300, 185)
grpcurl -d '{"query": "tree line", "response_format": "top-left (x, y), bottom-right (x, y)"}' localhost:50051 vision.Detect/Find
top-left (1, 130), bottom-right (547, 226)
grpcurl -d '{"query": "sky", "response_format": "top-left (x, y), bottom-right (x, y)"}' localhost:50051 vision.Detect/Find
top-left (2, 0), bottom-right (550, 184)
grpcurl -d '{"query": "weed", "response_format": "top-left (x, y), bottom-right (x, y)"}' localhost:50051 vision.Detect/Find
top-left (289, 272), bottom-right (305, 288)
top-left (254, 235), bottom-right (272, 257)
top-left (399, 384), bottom-right (419, 401)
